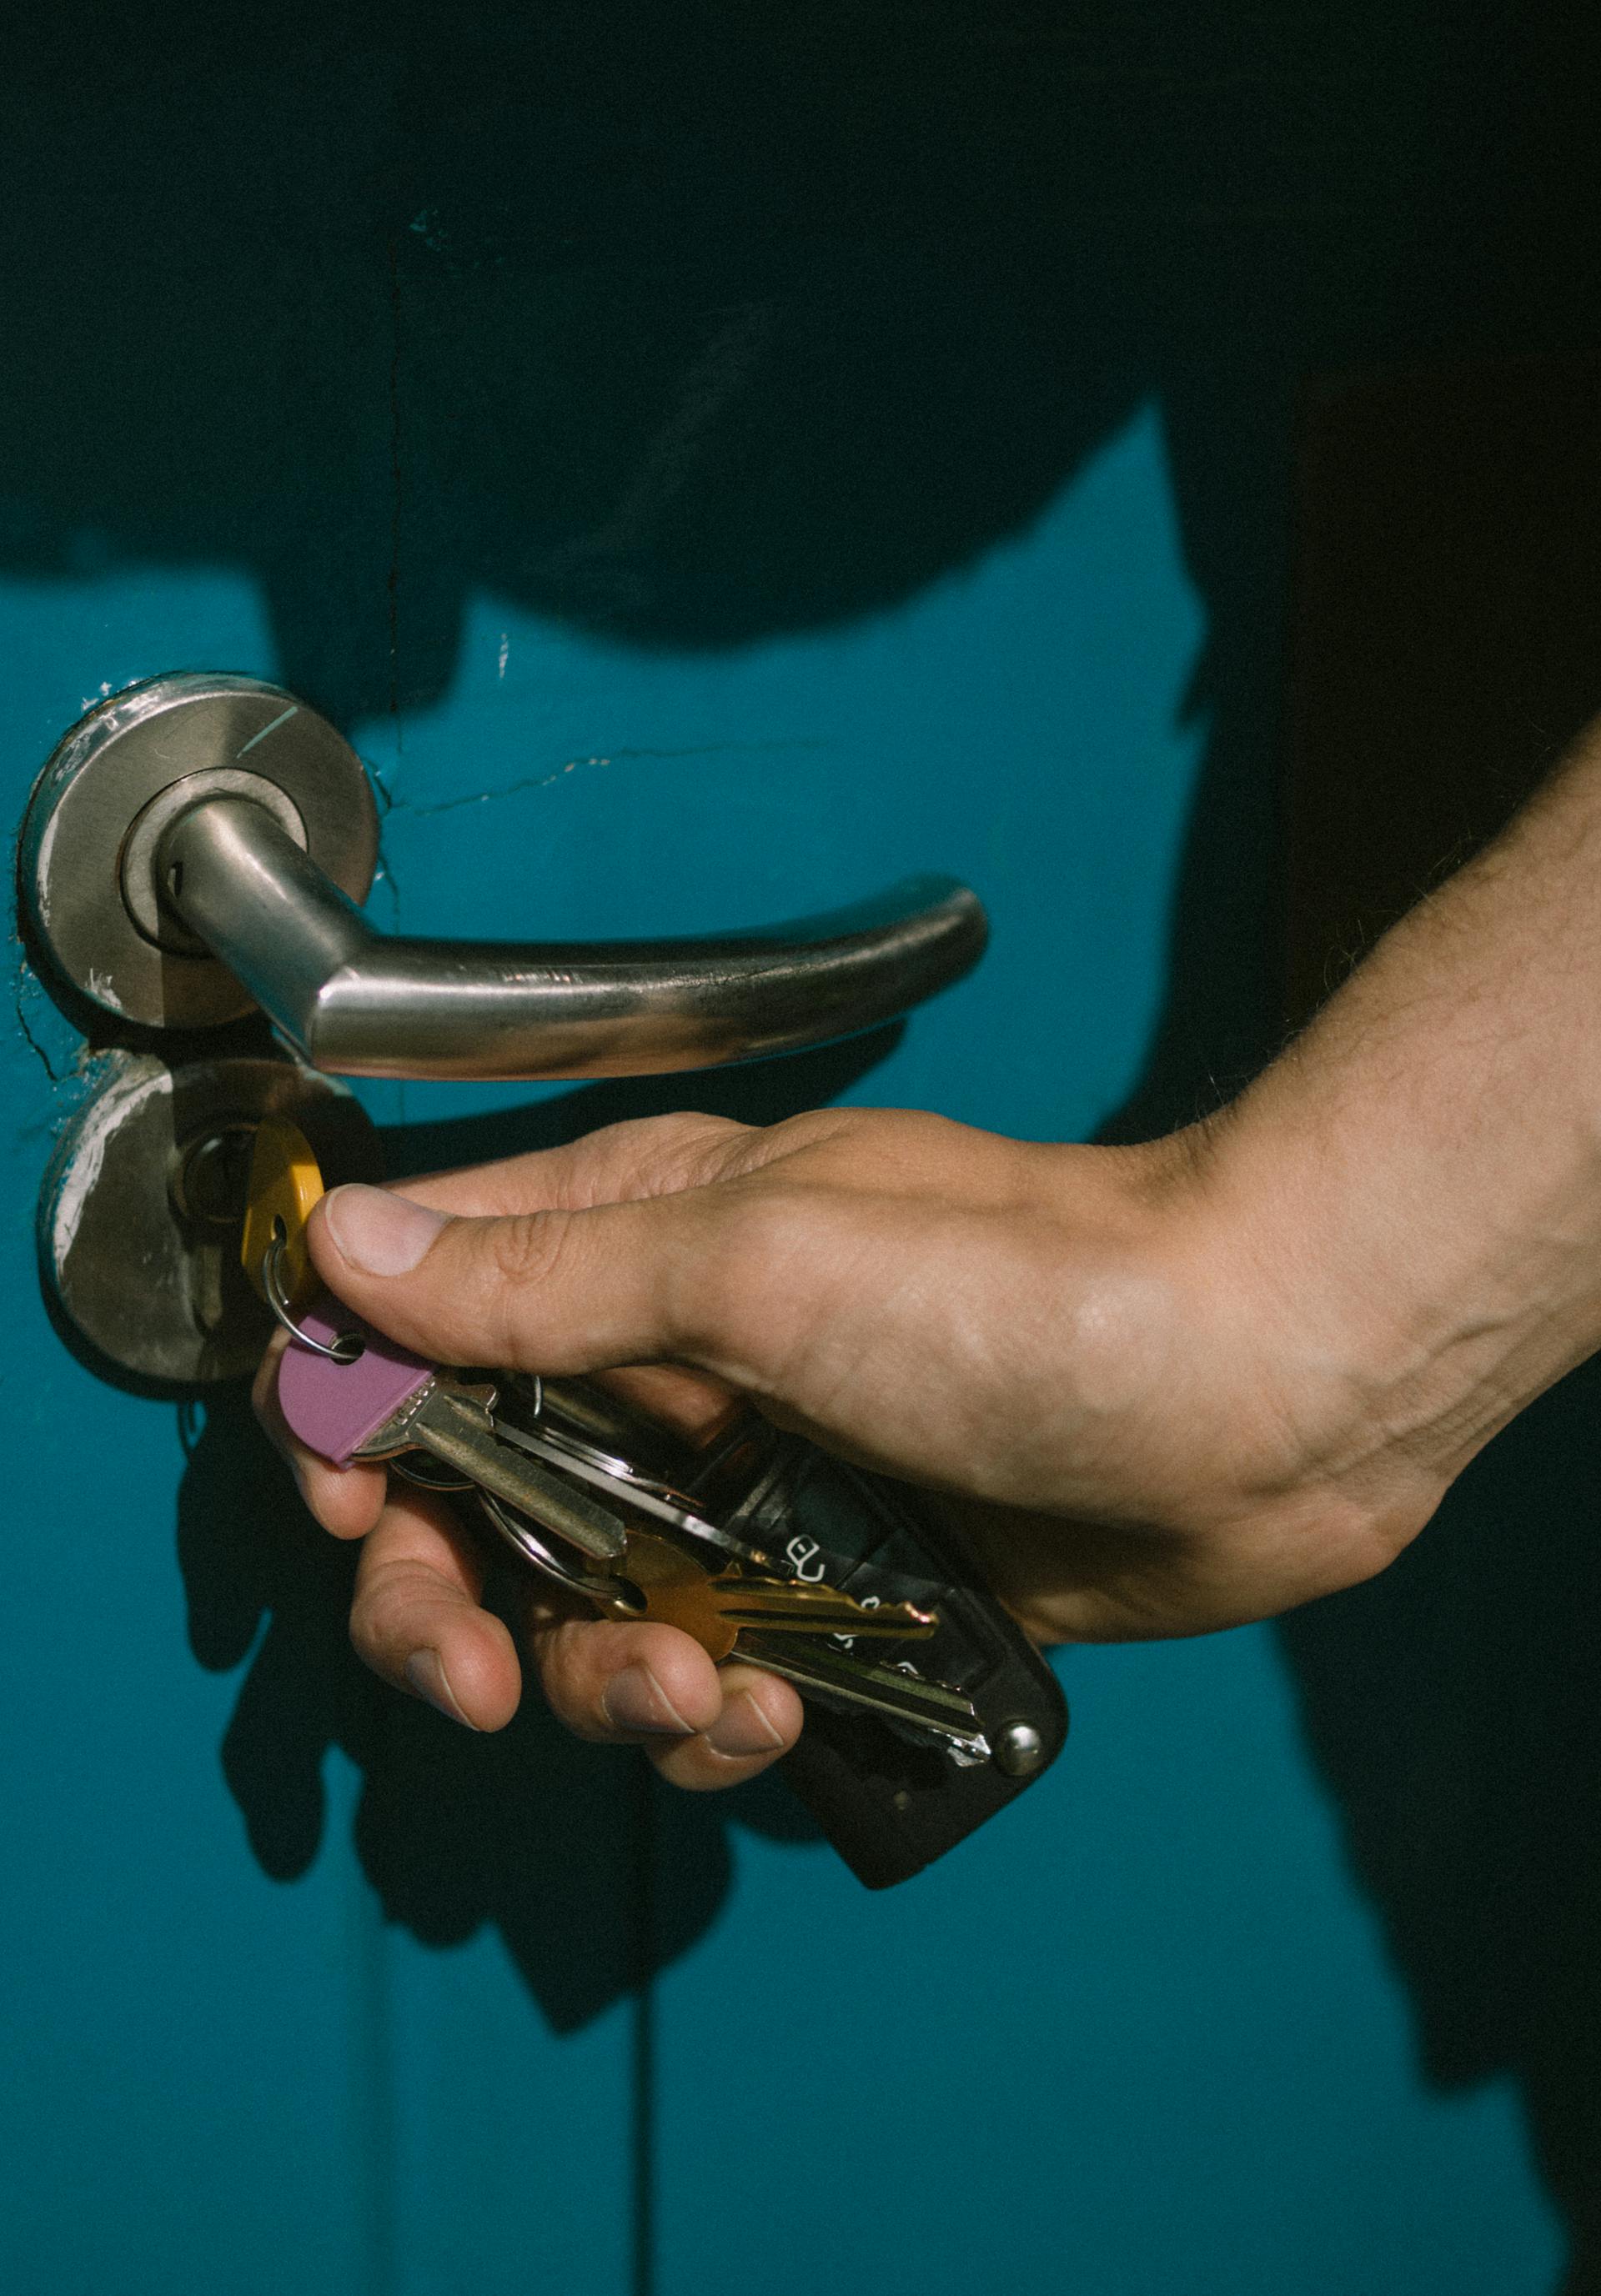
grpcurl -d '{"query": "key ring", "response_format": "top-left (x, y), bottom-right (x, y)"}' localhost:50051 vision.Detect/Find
top-left (476, 1488), bottom-right (622, 1599)
top-left (262, 1227), bottom-right (365, 1364)
top-left (391, 1454), bottom-right (476, 1494)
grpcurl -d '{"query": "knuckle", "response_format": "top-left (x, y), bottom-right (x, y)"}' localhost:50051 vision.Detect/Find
top-left (472, 1211), bottom-right (582, 1359)
top-left (349, 1559), bottom-right (429, 1677)
top-left (349, 1588), bottom-right (393, 1680)
top-left (670, 1184), bottom-right (812, 1356)
top-left (570, 1112), bottom-right (750, 1204)
top-left (620, 1113), bottom-right (752, 1194)
top-left (528, 1617), bottom-right (607, 1734)
top-left (483, 1209), bottom-right (573, 1291)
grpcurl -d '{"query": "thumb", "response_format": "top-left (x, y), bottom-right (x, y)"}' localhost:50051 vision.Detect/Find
top-left (307, 1182), bottom-right (703, 1374)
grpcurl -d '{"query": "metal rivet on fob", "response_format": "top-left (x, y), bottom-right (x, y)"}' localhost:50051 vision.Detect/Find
top-left (994, 1722), bottom-right (1046, 1778)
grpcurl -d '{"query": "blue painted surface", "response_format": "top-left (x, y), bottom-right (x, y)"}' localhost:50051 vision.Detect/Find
top-left (5, 6), bottom-right (1598, 2289)
top-left (0, 579), bottom-right (640, 2296)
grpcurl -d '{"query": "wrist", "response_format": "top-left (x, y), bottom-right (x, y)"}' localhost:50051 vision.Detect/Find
top-left (1192, 1045), bottom-right (1573, 1540)
top-left (1006, 1120), bottom-right (1439, 1624)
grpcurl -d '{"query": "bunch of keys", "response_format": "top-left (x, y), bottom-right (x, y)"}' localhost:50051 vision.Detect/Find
top-left (246, 1120), bottom-right (1068, 1887)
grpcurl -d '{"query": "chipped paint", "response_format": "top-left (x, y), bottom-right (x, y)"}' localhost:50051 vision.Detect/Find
top-left (32, 804), bottom-right (58, 925)
top-left (48, 1060), bottom-right (160, 1264)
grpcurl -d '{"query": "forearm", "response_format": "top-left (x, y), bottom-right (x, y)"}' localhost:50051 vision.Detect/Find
top-left (1212, 713), bottom-right (1601, 1496)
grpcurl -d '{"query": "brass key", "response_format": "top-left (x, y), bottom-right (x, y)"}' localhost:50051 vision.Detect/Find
top-left (595, 1530), bottom-right (935, 1663)
top-left (476, 1500), bottom-right (987, 1748)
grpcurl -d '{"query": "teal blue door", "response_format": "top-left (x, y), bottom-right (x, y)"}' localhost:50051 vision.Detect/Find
top-left (4, 8), bottom-right (1593, 2291)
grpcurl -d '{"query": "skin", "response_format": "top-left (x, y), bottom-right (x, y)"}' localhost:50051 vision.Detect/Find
top-left (258, 714), bottom-right (1601, 1792)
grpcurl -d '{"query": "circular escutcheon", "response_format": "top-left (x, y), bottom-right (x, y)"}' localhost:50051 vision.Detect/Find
top-left (19, 672), bottom-right (379, 1030)
top-left (41, 1053), bottom-right (381, 1386)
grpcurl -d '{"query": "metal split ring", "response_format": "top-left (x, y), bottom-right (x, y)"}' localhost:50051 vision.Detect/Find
top-left (262, 1228), bottom-right (365, 1363)
top-left (475, 1488), bottom-right (620, 1599)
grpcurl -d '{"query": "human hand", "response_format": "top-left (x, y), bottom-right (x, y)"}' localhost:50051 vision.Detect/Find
top-left (257, 1100), bottom-right (1455, 1787)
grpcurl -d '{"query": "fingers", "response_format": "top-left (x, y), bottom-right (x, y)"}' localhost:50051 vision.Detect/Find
top-left (524, 1610), bottom-right (804, 1785)
top-left (350, 1484), bottom-right (523, 1731)
top-left (350, 1499), bottom-right (804, 1782)
top-left (525, 1613), bottom-right (724, 1742)
top-left (642, 1662), bottom-right (805, 1791)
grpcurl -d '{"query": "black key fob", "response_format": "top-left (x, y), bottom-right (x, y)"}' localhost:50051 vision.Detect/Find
top-left (720, 1435), bottom-right (1068, 1888)
top-left (491, 1378), bottom-right (1069, 1889)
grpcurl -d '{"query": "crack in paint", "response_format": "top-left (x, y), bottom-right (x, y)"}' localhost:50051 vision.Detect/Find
top-left (386, 739), bottom-right (822, 819)
top-left (14, 990), bottom-right (64, 1085)
top-left (12, 945), bottom-right (65, 1085)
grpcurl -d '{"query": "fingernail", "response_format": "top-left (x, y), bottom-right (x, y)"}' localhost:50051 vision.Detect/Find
top-left (705, 1690), bottom-right (786, 1757)
top-left (324, 1185), bottom-right (448, 1276)
top-left (602, 1663), bottom-right (695, 1736)
top-left (404, 1648), bottom-right (478, 1728)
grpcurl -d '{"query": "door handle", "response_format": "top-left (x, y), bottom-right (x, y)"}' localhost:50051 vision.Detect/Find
top-left (22, 672), bottom-right (986, 1080)
top-left (161, 796), bottom-right (983, 1081)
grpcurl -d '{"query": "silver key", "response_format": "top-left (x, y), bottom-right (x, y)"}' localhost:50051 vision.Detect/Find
top-left (733, 1632), bottom-right (988, 1753)
top-left (354, 1372), bottom-right (630, 1567)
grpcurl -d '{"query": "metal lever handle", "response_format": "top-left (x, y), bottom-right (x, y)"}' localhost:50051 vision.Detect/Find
top-left (20, 674), bottom-right (986, 1081)
top-left (161, 796), bottom-right (986, 1081)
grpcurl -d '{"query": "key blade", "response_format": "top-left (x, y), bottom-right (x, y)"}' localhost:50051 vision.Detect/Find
top-left (492, 1409), bottom-right (760, 1562)
top-left (711, 1583), bottom-right (936, 1638)
top-left (735, 1632), bottom-right (989, 1752)
top-left (411, 1386), bottom-right (630, 1566)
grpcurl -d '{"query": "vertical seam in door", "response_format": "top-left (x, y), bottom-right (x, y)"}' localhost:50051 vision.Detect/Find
top-left (385, 228), bottom-right (405, 759)
top-left (384, 222), bottom-right (406, 1118)
top-left (630, 1762), bottom-right (658, 2296)
top-left (344, 1751), bottom-right (398, 2296)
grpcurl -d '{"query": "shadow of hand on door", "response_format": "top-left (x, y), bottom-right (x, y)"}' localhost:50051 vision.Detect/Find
top-left (18, 0), bottom-right (1601, 2251)
top-left (171, 1030), bottom-right (897, 2032)
top-left (1276, 1362), bottom-right (1601, 2288)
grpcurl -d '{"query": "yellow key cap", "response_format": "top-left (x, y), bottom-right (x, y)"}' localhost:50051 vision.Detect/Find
top-left (242, 1116), bottom-right (326, 1311)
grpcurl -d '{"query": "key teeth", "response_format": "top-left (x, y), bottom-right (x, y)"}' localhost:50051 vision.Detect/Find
top-left (710, 1584), bottom-right (940, 1638)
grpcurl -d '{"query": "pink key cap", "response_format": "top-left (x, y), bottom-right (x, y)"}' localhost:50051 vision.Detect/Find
top-left (277, 1294), bottom-right (434, 1466)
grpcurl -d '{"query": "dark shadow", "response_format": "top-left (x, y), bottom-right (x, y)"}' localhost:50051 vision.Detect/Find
top-left (173, 1033), bottom-right (891, 2032)
top-left (10, 0), bottom-right (1601, 2258)
top-left (179, 1389), bottom-right (650, 2033)
top-left (1257, 354), bottom-right (1601, 2293)
top-left (180, 1391), bottom-right (816, 2035)
top-left (381, 1023), bottom-right (903, 1179)
top-left (1277, 1365), bottom-right (1601, 2292)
